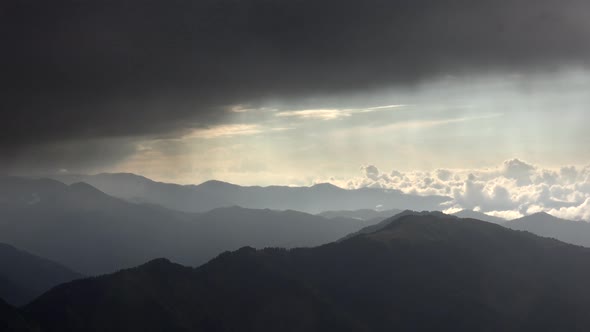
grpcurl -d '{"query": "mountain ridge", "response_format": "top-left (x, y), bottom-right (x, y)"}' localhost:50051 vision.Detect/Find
top-left (0, 177), bottom-right (378, 275)
top-left (24, 213), bottom-right (590, 332)
top-left (49, 172), bottom-right (451, 213)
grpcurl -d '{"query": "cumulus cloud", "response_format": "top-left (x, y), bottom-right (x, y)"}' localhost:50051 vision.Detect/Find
top-left (502, 159), bottom-right (536, 185)
top-left (330, 159), bottom-right (590, 221)
top-left (435, 169), bottom-right (453, 182)
top-left (549, 198), bottom-right (590, 221)
top-left (361, 165), bottom-right (381, 181)
top-left (486, 210), bottom-right (525, 220)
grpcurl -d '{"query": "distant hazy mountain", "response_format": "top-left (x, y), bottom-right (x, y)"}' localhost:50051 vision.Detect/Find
top-left (0, 177), bottom-right (372, 275)
top-left (0, 243), bottom-right (82, 306)
top-left (192, 206), bottom-right (376, 251)
top-left (25, 214), bottom-right (590, 332)
top-left (50, 173), bottom-right (450, 213)
top-left (317, 208), bottom-right (402, 221)
top-left (0, 298), bottom-right (37, 332)
top-left (504, 212), bottom-right (590, 247)
top-left (0, 176), bottom-right (196, 275)
top-left (452, 209), bottom-right (506, 224)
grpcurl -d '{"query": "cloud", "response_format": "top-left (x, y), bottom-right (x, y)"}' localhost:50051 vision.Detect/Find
top-left (184, 124), bottom-right (264, 139)
top-left (327, 159), bottom-right (590, 221)
top-left (368, 114), bottom-right (504, 132)
top-left (2, 0), bottom-right (590, 172)
top-left (185, 123), bottom-right (295, 139)
top-left (486, 210), bottom-right (525, 220)
top-left (435, 169), bottom-right (454, 182)
top-left (276, 109), bottom-right (350, 120)
top-left (549, 198), bottom-right (590, 221)
top-left (0, 138), bottom-right (137, 175)
top-left (502, 159), bottom-right (536, 185)
top-left (275, 104), bottom-right (405, 120)
top-left (361, 165), bottom-right (381, 181)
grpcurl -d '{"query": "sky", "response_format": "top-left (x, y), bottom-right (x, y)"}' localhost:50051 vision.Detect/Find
top-left (1, 0), bottom-right (590, 218)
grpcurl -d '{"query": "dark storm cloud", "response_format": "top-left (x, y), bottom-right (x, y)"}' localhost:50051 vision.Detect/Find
top-left (1, 0), bottom-right (589, 171)
top-left (0, 138), bottom-right (137, 175)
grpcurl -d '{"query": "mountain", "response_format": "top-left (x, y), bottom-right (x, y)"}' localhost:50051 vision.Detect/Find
top-left (50, 173), bottom-right (451, 213)
top-left (0, 298), bottom-right (37, 332)
top-left (25, 256), bottom-right (358, 332)
top-left (0, 176), bottom-right (196, 275)
top-left (25, 213), bottom-right (590, 332)
top-left (317, 208), bottom-right (402, 221)
top-left (0, 243), bottom-right (82, 306)
top-left (452, 209), bottom-right (506, 224)
top-left (191, 206), bottom-right (375, 252)
top-left (504, 212), bottom-right (590, 247)
top-left (0, 177), bottom-right (371, 275)
top-left (339, 210), bottom-right (454, 240)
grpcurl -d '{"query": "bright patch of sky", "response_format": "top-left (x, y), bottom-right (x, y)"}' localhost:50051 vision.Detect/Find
top-left (112, 69), bottom-right (590, 190)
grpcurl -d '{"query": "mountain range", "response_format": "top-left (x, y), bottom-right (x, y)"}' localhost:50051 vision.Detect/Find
top-left (4, 175), bottom-right (590, 279)
top-left (0, 176), bottom-right (378, 275)
top-left (50, 173), bottom-right (450, 213)
top-left (19, 213), bottom-right (590, 332)
top-left (4, 174), bottom-right (590, 331)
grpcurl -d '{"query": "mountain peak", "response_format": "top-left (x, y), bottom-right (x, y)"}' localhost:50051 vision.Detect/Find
top-left (528, 211), bottom-right (554, 218)
top-left (365, 213), bottom-right (507, 245)
top-left (196, 180), bottom-right (239, 189)
top-left (134, 258), bottom-right (180, 273)
top-left (396, 210), bottom-right (454, 219)
top-left (381, 212), bottom-right (457, 231)
top-left (339, 210), bottom-right (457, 242)
top-left (503, 211), bottom-right (590, 247)
top-left (311, 183), bottom-right (341, 190)
top-left (512, 211), bottom-right (567, 223)
top-left (139, 257), bottom-right (172, 267)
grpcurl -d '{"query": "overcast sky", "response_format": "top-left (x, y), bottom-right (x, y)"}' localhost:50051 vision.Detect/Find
top-left (1, 0), bottom-right (589, 187)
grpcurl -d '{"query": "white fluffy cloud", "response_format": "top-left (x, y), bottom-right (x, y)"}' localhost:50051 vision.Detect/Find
top-left (548, 198), bottom-right (590, 221)
top-left (331, 159), bottom-right (590, 221)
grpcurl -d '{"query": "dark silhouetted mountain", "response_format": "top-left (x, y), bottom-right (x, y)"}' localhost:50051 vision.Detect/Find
top-left (317, 208), bottom-right (402, 221)
top-left (0, 243), bottom-right (82, 306)
top-left (26, 255), bottom-right (358, 332)
top-left (25, 214), bottom-right (590, 332)
top-left (50, 173), bottom-right (451, 213)
top-left (504, 212), bottom-right (590, 247)
top-left (0, 298), bottom-right (38, 332)
top-left (0, 177), bottom-right (370, 275)
top-left (452, 209), bottom-right (507, 224)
